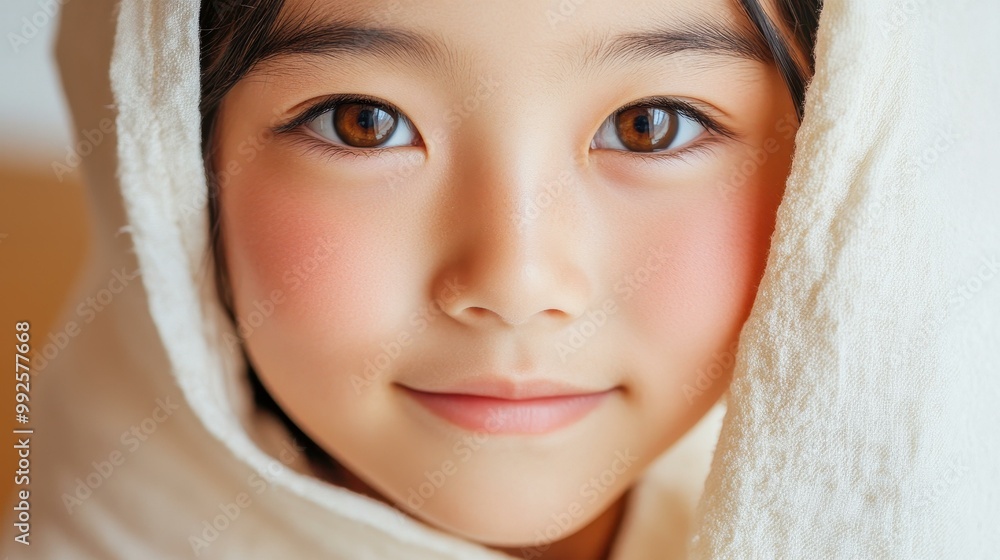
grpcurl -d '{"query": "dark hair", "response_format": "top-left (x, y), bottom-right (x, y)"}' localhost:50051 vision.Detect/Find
top-left (737, 0), bottom-right (821, 122)
top-left (199, 0), bottom-right (822, 466)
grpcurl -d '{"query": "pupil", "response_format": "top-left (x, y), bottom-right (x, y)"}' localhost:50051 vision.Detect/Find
top-left (633, 114), bottom-right (651, 135)
top-left (614, 106), bottom-right (677, 152)
top-left (357, 109), bottom-right (375, 130)
top-left (333, 102), bottom-right (398, 147)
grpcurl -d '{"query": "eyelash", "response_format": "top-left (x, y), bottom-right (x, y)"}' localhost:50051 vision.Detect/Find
top-left (274, 93), bottom-right (412, 161)
top-left (273, 94), bottom-right (736, 163)
top-left (597, 96), bottom-right (736, 165)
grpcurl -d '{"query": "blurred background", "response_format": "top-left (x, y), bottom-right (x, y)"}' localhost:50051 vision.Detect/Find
top-left (1, 0), bottom-right (90, 512)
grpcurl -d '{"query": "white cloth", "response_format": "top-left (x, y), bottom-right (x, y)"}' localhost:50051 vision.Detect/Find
top-left (692, 2), bottom-right (1000, 557)
top-left (4, 0), bottom-right (997, 558)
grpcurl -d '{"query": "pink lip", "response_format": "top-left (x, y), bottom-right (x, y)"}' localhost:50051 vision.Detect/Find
top-left (398, 380), bottom-right (616, 434)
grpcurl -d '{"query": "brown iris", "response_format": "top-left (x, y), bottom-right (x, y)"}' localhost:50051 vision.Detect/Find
top-left (614, 106), bottom-right (679, 152)
top-left (332, 102), bottom-right (399, 147)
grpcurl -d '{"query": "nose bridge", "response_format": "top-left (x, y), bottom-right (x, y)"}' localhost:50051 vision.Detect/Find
top-left (435, 133), bottom-right (593, 328)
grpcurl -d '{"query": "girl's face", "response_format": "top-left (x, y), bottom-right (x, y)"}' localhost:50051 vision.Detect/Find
top-left (215, 0), bottom-right (799, 547)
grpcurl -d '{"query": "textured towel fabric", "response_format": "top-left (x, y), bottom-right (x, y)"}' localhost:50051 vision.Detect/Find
top-left (4, 0), bottom-right (997, 558)
top-left (691, 1), bottom-right (1000, 557)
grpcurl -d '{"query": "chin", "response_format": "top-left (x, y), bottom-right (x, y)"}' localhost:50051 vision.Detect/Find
top-left (383, 456), bottom-right (629, 548)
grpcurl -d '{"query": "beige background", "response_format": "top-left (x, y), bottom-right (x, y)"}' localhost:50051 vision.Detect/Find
top-left (1, 0), bottom-right (90, 518)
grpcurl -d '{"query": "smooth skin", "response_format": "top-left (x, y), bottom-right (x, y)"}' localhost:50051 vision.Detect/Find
top-left (213, 0), bottom-right (803, 558)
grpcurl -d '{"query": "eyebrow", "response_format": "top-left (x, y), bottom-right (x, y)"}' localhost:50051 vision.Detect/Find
top-left (581, 19), bottom-right (773, 69)
top-left (250, 11), bottom-right (771, 79)
top-left (252, 11), bottom-right (449, 73)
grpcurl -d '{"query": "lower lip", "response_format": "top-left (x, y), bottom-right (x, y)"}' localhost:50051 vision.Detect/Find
top-left (400, 387), bottom-right (614, 434)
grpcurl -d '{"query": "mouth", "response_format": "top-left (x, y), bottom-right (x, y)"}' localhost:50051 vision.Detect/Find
top-left (396, 379), bottom-right (618, 435)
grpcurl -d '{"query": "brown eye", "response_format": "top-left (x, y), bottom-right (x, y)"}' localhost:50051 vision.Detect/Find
top-left (304, 98), bottom-right (419, 150)
top-left (613, 106), bottom-right (679, 152)
top-left (332, 103), bottom-right (399, 147)
top-left (592, 102), bottom-right (707, 155)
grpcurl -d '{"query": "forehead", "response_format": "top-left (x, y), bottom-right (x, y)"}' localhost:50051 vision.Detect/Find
top-left (281, 0), bottom-right (753, 29)
top-left (264, 0), bottom-right (770, 84)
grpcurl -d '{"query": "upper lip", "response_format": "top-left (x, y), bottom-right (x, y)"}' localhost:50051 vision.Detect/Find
top-left (397, 377), bottom-right (616, 401)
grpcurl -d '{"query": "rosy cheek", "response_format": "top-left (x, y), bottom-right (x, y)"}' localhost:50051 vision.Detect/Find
top-left (616, 166), bottom-right (785, 413)
top-left (625, 232), bottom-right (737, 372)
top-left (220, 173), bottom-right (407, 395)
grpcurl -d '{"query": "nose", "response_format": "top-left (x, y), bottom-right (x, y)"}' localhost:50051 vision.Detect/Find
top-left (434, 152), bottom-right (594, 329)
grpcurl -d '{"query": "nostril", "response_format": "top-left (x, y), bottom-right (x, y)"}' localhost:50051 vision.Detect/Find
top-left (459, 307), bottom-right (508, 324)
top-left (458, 306), bottom-right (526, 326)
top-left (465, 307), bottom-right (490, 319)
top-left (472, 307), bottom-right (572, 327)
